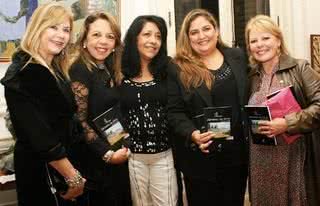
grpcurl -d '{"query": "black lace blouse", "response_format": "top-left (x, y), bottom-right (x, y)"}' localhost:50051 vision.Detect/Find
top-left (69, 60), bottom-right (119, 157)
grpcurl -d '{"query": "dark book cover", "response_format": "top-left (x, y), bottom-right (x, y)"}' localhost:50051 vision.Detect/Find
top-left (192, 114), bottom-right (206, 133)
top-left (203, 106), bottom-right (233, 140)
top-left (92, 107), bottom-right (130, 150)
top-left (245, 105), bottom-right (277, 146)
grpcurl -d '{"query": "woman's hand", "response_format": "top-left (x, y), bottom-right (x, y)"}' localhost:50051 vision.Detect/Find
top-left (258, 118), bottom-right (288, 137)
top-left (109, 148), bottom-right (130, 164)
top-left (191, 130), bottom-right (215, 153)
top-left (60, 177), bottom-right (86, 201)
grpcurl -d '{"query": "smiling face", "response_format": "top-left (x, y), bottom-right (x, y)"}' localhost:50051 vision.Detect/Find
top-left (248, 29), bottom-right (281, 64)
top-left (137, 22), bottom-right (161, 65)
top-left (38, 17), bottom-right (71, 63)
top-left (188, 16), bottom-right (219, 57)
top-left (85, 18), bottom-right (116, 64)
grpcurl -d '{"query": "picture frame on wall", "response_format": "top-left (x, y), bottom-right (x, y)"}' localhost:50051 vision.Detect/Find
top-left (0, 0), bottom-right (120, 62)
top-left (310, 34), bottom-right (320, 72)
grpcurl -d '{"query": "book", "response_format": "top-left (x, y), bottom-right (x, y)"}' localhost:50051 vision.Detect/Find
top-left (92, 107), bottom-right (130, 150)
top-left (203, 106), bottom-right (233, 140)
top-left (245, 105), bottom-right (277, 146)
top-left (264, 86), bottom-right (302, 144)
top-left (192, 114), bottom-right (206, 133)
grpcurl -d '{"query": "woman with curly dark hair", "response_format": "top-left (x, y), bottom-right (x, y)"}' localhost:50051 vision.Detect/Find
top-left (119, 15), bottom-right (178, 206)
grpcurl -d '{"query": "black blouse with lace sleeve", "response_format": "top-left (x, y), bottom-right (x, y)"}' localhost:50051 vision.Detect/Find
top-left (69, 60), bottom-right (119, 157)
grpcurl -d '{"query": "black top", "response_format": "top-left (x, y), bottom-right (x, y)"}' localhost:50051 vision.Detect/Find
top-left (1, 51), bottom-right (81, 204)
top-left (167, 47), bottom-right (249, 181)
top-left (119, 78), bottom-right (170, 154)
top-left (69, 60), bottom-right (120, 190)
top-left (210, 62), bottom-right (244, 140)
top-left (70, 60), bottom-right (118, 156)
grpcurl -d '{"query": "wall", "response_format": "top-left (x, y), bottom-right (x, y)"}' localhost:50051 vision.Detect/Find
top-left (120, 0), bottom-right (176, 56)
top-left (270, 0), bottom-right (320, 61)
top-left (305, 0), bottom-right (320, 60)
top-left (0, 63), bottom-right (11, 140)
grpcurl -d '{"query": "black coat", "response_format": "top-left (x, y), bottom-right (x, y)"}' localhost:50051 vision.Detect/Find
top-left (167, 47), bottom-right (249, 181)
top-left (1, 51), bottom-right (80, 205)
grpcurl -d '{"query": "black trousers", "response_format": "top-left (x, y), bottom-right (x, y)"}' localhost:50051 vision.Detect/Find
top-left (184, 165), bottom-right (248, 206)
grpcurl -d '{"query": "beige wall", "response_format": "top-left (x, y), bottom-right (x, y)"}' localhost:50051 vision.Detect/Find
top-left (120, 0), bottom-right (176, 56)
top-left (270, 0), bottom-right (320, 61)
top-left (0, 63), bottom-right (11, 140)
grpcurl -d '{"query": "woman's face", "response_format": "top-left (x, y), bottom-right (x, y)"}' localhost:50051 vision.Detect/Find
top-left (137, 22), bottom-right (161, 64)
top-left (85, 18), bottom-right (116, 64)
top-left (39, 17), bottom-right (71, 62)
top-left (248, 30), bottom-right (281, 64)
top-left (188, 16), bottom-right (219, 57)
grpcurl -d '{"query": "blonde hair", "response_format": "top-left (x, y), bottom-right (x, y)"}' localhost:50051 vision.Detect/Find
top-left (245, 15), bottom-right (289, 66)
top-left (73, 12), bottom-right (123, 86)
top-left (20, 2), bottom-right (73, 78)
top-left (174, 9), bottom-right (227, 91)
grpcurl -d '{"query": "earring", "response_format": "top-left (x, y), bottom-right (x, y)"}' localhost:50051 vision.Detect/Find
top-left (61, 49), bottom-right (65, 56)
top-left (83, 44), bottom-right (86, 49)
top-left (112, 48), bottom-right (115, 52)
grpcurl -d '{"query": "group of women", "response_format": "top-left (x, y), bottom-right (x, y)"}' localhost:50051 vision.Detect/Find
top-left (1, 2), bottom-right (320, 206)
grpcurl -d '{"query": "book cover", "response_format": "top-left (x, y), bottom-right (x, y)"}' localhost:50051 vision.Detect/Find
top-left (264, 86), bottom-right (302, 144)
top-left (192, 114), bottom-right (206, 133)
top-left (203, 106), bottom-right (233, 139)
top-left (92, 107), bottom-right (130, 150)
top-left (245, 105), bottom-right (277, 146)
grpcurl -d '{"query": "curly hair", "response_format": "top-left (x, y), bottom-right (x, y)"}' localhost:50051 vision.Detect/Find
top-left (122, 15), bottom-right (168, 80)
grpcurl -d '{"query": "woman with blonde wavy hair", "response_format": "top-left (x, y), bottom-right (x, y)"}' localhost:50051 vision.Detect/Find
top-left (167, 9), bottom-right (249, 206)
top-left (245, 15), bottom-right (320, 206)
top-left (1, 2), bottom-right (85, 205)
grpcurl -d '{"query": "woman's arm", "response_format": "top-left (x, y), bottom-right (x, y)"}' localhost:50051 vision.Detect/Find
top-left (70, 65), bottom-right (128, 163)
top-left (285, 60), bottom-right (320, 133)
top-left (49, 158), bottom-right (85, 199)
top-left (167, 63), bottom-right (215, 151)
top-left (7, 65), bottom-right (85, 199)
top-left (167, 63), bottom-right (196, 138)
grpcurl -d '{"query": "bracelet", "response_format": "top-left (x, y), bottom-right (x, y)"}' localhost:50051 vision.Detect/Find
top-left (64, 169), bottom-right (84, 188)
top-left (102, 150), bottom-right (114, 163)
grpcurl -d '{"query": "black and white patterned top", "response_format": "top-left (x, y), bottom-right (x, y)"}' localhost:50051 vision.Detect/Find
top-left (119, 78), bottom-right (170, 153)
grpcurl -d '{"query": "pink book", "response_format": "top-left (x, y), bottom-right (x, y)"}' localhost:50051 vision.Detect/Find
top-left (262, 86), bottom-right (302, 144)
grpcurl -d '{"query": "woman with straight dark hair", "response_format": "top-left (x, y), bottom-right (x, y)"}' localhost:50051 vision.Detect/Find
top-left (120, 15), bottom-right (178, 206)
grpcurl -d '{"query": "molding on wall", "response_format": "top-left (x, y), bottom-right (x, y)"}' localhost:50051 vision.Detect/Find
top-left (218, 0), bottom-right (234, 47)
